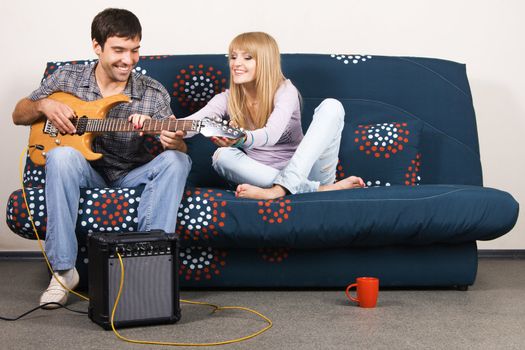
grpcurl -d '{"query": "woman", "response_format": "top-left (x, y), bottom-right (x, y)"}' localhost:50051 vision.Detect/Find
top-left (187, 32), bottom-right (364, 199)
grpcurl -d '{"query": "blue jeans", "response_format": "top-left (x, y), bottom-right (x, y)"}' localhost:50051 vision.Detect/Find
top-left (212, 98), bottom-right (345, 194)
top-left (45, 147), bottom-right (191, 270)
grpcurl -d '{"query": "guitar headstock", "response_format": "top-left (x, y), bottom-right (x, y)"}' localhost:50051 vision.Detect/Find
top-left (199, 116), bottom-right (246, 139)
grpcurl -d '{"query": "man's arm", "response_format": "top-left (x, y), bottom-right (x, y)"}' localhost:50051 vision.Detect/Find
top-left (12, 97), bottom-right (77, 134)
top-left (12, 98), bottom-right (45, 125)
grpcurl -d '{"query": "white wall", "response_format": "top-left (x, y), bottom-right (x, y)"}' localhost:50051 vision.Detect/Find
top-left (0, 0), bottom-right (522, 250)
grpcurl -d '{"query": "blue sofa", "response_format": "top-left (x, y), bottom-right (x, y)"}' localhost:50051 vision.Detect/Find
top-left (6, 54), bottom-right (519, 289)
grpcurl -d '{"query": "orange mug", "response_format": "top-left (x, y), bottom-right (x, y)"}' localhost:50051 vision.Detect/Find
top-left (345, 277), bottom-right (379, 308)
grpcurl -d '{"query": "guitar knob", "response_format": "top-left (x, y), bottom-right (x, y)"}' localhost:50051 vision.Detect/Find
top-left (223, 120), bottom-right (228, 125)
top-left (55, 139), bottom-right (61, 145)
top-left (214, 116), bottom-right (221, 122)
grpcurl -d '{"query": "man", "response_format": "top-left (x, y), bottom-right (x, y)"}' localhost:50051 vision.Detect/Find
top-left (12, 8), bottom-right (190, 307)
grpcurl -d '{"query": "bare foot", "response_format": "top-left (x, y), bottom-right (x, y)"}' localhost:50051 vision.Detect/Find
top-left (319, 176), bottom-right (365, 192)
top-left (236, 184), bottom-right (287, 200)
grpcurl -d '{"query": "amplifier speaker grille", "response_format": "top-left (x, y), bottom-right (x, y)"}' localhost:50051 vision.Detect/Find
top-left (108, 255), bottom-right (174, 322)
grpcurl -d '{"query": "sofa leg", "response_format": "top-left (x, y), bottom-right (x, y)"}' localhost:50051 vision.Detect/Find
top-left (456, 285), bottom-right (469, 291)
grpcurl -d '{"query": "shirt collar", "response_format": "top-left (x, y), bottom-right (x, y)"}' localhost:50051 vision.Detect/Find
top-left (81, 62), bottom-right (145, 100)
top-left (125, 72), bottom-right (146, 100)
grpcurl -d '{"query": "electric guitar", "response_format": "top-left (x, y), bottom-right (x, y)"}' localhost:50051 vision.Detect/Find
top-left (28, 92), bottom-right (244, 166)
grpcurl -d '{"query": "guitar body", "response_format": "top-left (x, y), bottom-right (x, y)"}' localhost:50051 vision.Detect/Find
top-left (28, 92), bottom-right (130, 166)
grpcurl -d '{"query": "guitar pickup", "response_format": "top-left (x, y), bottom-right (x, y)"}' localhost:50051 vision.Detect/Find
top-left (76, 116), bottom-right (88, 135)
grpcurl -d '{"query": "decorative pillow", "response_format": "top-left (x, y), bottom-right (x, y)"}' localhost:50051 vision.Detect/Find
top-left (339, 119), bottom-right (423, 186)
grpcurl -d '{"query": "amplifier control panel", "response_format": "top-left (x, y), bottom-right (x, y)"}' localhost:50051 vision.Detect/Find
top-left (109, 241), bottom-right (172, 258)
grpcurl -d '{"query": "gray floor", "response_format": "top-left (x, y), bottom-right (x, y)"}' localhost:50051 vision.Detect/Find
top-left (0, 258), bottom-right (524, 350)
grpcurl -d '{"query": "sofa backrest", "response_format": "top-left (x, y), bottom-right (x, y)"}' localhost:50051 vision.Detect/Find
top-left (41, 54), bottom-right (482, 187)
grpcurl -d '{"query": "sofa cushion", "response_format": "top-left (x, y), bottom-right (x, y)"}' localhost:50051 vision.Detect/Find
top-left (6, 186), bottom-right (144, 239)
top-left (9, 184), bottom-right (518, 249)
top-left (175, 185), bottom-right (518, 249)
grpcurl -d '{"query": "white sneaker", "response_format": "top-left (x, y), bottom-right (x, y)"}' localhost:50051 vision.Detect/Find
top-left (39, 268), bottom-right (80, 309)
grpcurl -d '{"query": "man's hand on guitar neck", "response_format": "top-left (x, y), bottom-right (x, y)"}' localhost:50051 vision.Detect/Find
top-left (160, 115), bottom-right (187, 154)
top-left (160, 129), bottom-right (187, 154)
top-left (129, 114), bottom-right (188, 154)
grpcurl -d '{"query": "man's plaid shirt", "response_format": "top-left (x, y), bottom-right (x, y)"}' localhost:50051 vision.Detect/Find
top-left (29, 63), bottom-right (173, 183)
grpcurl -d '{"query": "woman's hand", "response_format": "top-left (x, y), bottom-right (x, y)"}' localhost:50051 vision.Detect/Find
top-left (128, 114), bottom-right (151, 136)
top-left (210, 136), bottom-right (243, 147)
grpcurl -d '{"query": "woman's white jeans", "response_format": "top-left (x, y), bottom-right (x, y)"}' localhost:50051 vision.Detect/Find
top-left (212, 98), bottom-right (345, 194)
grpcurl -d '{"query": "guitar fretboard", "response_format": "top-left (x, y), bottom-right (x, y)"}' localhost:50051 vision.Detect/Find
top-left (73, 118), bottom-right (199, 133)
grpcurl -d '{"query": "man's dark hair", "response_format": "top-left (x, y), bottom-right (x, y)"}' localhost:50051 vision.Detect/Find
top-left (91, 8), bottom-right (142, 49)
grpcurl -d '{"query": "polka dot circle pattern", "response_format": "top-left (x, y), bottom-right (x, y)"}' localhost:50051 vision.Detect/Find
top-left (7, 185), bottom-right (151, 240)
top-left (141, 55), bottom-right (170, 61)
top-left (257, 198), bottom-right (293, 224)
top-left (258, 248), bottom-right (290, 263)
top-left (6, 188), bottom-right (47, 239)
top-left (143, 135), bottom-right (163, 157)
top-left (43, 56), bottom-right (169, 81)
top-left (24, 164), bottom-right (46, 188)
top-left (331, 54), bottom-right (372, 65)
top-left (132, 66), bottom-right (147, 75)
top-left (405, 153), bottom-right (422, 186)
top-left (336, 159), bottom-right (345, 181)
top-left (365, 180), bottom-right (392, 187)
top-left (44, 60), bottom-right (96, 79)
top-left (77, 188), bottom-right (140, 234)
top-left (22, 153), bottom-right (46, 188)
top-left (78, 245), bottom-right (89, 267)
top-left (355, 122), bottom-right (411, 158)
top-left (179, 246), bottom-right (227, 281)
top-left (177, 188), bottom-right (227, 241)
top-left (172, 64), bottom-right (227, 113)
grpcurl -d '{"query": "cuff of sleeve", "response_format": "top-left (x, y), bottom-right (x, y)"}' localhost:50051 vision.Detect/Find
top-left (232, 136), bottom-right (246, 148)
top-left (243, 132), bottom-right (254, 149)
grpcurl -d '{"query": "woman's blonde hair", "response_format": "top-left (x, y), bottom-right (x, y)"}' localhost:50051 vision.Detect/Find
top-left (227, 32), bottom-right (285, 129)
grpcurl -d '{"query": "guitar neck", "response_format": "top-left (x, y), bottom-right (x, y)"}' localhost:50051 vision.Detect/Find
top-left (77, 118), bottom-right (198, 133)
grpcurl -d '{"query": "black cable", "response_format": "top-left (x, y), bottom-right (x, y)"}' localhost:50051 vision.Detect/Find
top-left (0, 303), bottom-right (88, 321)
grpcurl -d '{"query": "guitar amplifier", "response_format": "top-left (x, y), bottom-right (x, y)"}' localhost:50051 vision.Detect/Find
top-left (87, 231), bottom-right (181, 330)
